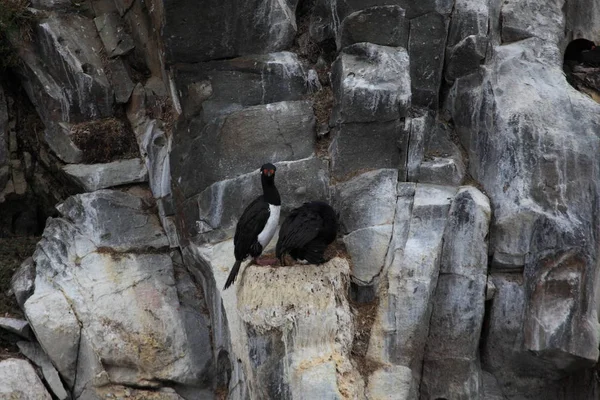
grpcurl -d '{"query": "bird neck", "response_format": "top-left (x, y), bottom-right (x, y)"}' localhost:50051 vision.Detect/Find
top-left (261, 177), bottom-right (281, 206)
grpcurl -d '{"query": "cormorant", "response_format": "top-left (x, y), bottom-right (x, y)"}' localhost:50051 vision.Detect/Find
top-left (223, 163), bottom-right (280, 290)
top-left (276, 201), bottom-right (337, 266)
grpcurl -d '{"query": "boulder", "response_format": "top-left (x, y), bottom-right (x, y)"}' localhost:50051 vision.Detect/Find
top-left (17, 341), bottom-right (69, 400)
top-left (329, 120), bottom-right (406, 181)
top-left (25, 189), bottom-right (212, 390)
top-left (174, 52), bottom-right (307, 118)
top-left (44, 122), bottom-right (83, 164)
top-left (309, 0), bottom-right (454, 42)
top-left (10, 257), bottom-right (35, 310)
top-left (127, 85), bottom-right (171, 199)
top-left (331, 43), bottom-right (410, 124)
top-left (0, 317), bottom-right (31, 339)
top-left (25, 288), bottom-right (81, 387)
top-left (418, 123), bottom-right (466, 185)
top-left (500, 0), bottom-right (564, 43)
top-left (337, 6), bottom-right (409, 50)
top-left (408, 12), bottom-right (448, 108)
top-left (0, 359), bottom-right (52, 399)
top-left (33, 14), bottom-right (114, 121)
top-left (343, 224), bottom-right (393, 285)
top-left (94, 13), bottom-right (135, 57)
top-left (333, 168), bottom-right (398, 233)
top-left (421, 187), bottom-right (491, 399)
top-left (163, 0), bottom-right (300, 63)
top-left (106, 58), bottom-right (135, 104)
top-left (445, 35), bottom-right (488, 81)
top-left (171, 100), bottom-right (315, 198)
top-left (56, 189), bottom-right (169, 251)
top-left (367, 366), bottom-right (414, 400)
top-left (368, 184), bottom-right (456, 391)
top-left (455, 38), bottom-right (600, 286)
top-left (62, 158), bottom-right (148, 192)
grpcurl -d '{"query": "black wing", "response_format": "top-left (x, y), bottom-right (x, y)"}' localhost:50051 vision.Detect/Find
top-left (276, 206), bottom-right (323, 258)
top-left (234, 195), bottom-right (271, 260)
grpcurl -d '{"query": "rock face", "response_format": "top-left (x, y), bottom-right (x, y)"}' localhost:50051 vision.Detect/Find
top-left (25, 190), bottom-right (212, 395)
top-left (6, 0), bottom-right (600, 398)
top-left (0, 359), bottom-right (52, 399)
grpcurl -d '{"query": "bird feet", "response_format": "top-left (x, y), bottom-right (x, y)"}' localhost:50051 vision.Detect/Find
top-left (254, 257), bottom-right (279, 266)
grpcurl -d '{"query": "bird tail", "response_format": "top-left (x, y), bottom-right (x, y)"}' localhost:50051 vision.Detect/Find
top-left (302, 241), bottom-right (328, 265)
top-left (223, 260), bottom-right (242, 290)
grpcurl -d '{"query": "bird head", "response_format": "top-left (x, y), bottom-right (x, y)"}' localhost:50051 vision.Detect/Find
top-left (260, 163), bottom-right (276, 178)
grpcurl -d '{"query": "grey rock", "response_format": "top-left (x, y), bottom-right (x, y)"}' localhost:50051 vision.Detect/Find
top-left (17, 341), bottom-right (69, 400)
top-left (56, 189), bottom-right (169, 251)
top-left (24, 288), bottom-right (81, 387)
top-left (343, 224), bottom-right (393, 285)
top-left (408, 12), bottom-right (448, 108)
top-left (0, 358), bottom-right (52, 399)
top-left (205, 248), bottom-right (364, 398)
top-left (30, 0), bottom-right (71, 9)
top-left (367, 366), bottom-right (414, 400)
top-left (0, 317), bottom-right (31, 339)
top-left (419, 157), bottom-right (465, 185)
top-left (334, 168), bottom-right (398, 233)
top-left (368, 184), bottom-right (456, 387)
top-left (171, 101), bottom-right (315, 198)
top-left (0, 83), bottom-right (7, 168)
top-left (331, 43), bottom-right (410, 123)
top-left (184, 157), bottom-right (329, 245)
top-left (501, 0), bottom-right (564, 43)
top-left (310, 0), bottom-right (453, 42)
top-left (33, 14), bottom-right (114, 122)
top-left (445, 35), bottom-right (488, 81)
top-left (445, 0), bottom-right (489, 81)
top-left (480, 273), bottom-right (543, 397)
top-left (329, 120), bottom-right (406, 181)
top-left (524, 248), bottom-right (599, 368)
top-left (452, 38), bottom-right (600, 279)
top-left (127, 85), bottom-right (171, 199)
top-left (338, 6), bottom-right (409, 50)
top-left (62, 158), bottom-right (148, 192)
top-left (163, 0), bottom-right (300, 63)
top-left (565, 0), bottom-right (600, 44)
top-left (73, 332), bottom-right (109, 398)
top-left (174, 52), bottom-right (307, 118)
top-left (106, 58), bottom-right (135, 104)
top-left (29, 213), bottom-right (211, 389)
top-left (417, 122), bottom-right (466, 185)
top-left (11, 257), bottom-right (35, 310)
top-left (447, 0), bottom-right (490, 48)
top-left (94, 13), bottom-right (135, 57)
top-left (17, 48), bottom-right (71, 126)
top-left (44, 123), bottom-right (83, 164)
top-left (405, 114), bottom-right (433, 181)
top-left (0, 165), bottom-right (9, 194)
top-left (421, 187), bottom-right (491, 399)
top-left (80, 385), bottom-right (186, 400)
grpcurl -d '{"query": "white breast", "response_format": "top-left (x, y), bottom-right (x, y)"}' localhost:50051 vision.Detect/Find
top-left (257, 204), bottom-right (280, 248)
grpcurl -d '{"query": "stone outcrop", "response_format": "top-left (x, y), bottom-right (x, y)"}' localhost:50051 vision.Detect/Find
top-left (3, 0), bottom-right (600, 398)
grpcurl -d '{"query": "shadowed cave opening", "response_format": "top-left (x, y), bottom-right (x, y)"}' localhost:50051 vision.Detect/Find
top-left (563, 38), bottom-right (600, 101)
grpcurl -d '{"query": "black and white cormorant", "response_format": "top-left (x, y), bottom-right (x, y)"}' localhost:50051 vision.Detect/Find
top-left (223, 163), bottom-right (281, 290)
top-left (276, 201), bottom-right (338, 266)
